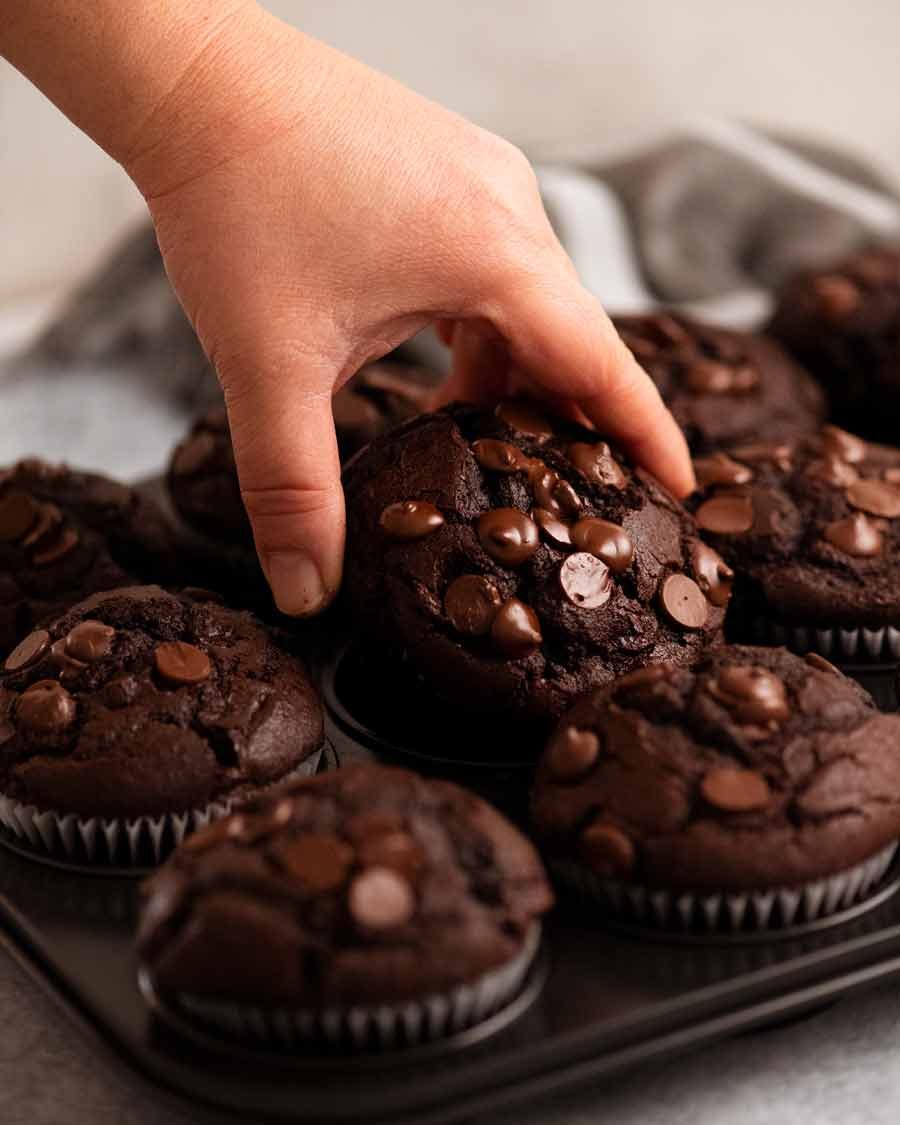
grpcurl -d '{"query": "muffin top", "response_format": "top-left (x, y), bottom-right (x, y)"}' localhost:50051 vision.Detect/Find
top-left (0, 459), bottom-right (177, 656)
top-left (0, 586), bottom-right (323, 819)
top-left (137, 763), bottom-right (552, 1006)
top-left (342, 401), bottom-right (729, 722)
top-left (687, 426), bottom-right (900, 628)
top-left (168, 362), bottom-right (437, 545)
top-left (770, 245), bottom-right (900, 437)
top-left (614, 313), bottom-right (824, 454)
top-left (531, 645), bottom-right (900, 892)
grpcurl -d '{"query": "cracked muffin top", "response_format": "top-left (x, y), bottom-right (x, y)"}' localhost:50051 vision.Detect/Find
top-left (342, 400), bottom-right (728, 723)
top-left (531, 645), bottom-right (900, 892)
top-left (0, 585), bottom-right (323, 819)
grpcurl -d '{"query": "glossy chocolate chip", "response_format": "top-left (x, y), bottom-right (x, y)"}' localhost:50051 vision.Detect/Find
top-left (477, 508), bottom-right (540, 566)
top-left (700, 767), bottom-right (771, 812)
top-left (531, 468), bottom-right (581, 518)
top-left (812, 275), bottom-right (861, 322)
top-left (32, 526), bottom-right (79, 567)
top-left (821, 425), bottom-right (866, 464)
top-left (348, 867), bottom-right (415, 931)
top-left (276, 833), bottom-right (354, 891)
top-left (357, 831), bottom-right (425, 881)
top-left (444, 575), bottom-right (502, 635)
top-left (172, 432), bottom-right (217, 476)
top-left (3, 629), bottom-right (50, 673)
top-left (0, 492), bottom-right (37, 543)
top-left (581, 821), bottom-right (635, 878)
top-left (694, 494), bottom-right (753, 534)
top-left (615, 664), bottom-right (673, 693)
top-left (570, 518), bottom-right (634, 573)
top-left (806, 456), bottom-right (859, 488)
top-left (559, 553), bottom-right (613, 609)
top-left (491, 598), bottom-right (542, 657)
top-left (472, 439), bottom-right (530, 473)
top-left (22, 503), bottom-right (62, 550)
top-left (495, 398), bottom-right (555, 438)
top-left (659, 573), bottom-right (708, 630)
top-left (823, 512), bottom-right (883, 557)
top-left (730, 364), bottom-right (761, 392)
top-left (567, 442), bottom-right (626, 489)
top-left (65, 620), bottom-right (115, 663)
top-left (16, 680), bottom-right (77, 734)
top-left (846, 479), bottom-right (900, 518)
top-left (708, 665), bottom-right (790, 725)
top-left (683, 358), bottom-right (735, 394)
top-left (728, 443), bottom-right (793, 473)
top-left (547, 726), bottom-right (600, 781)
top-left (154, 641), bottom-right (211, 686)
top-left (49, 638), bottom-right (86, 681)
top-left (692, 453), bottom-right (753, 489)
top-left (532, 507), bottom-right (573, 548)
top-left (379, 500), bottom-right (444, 540)
top-left (691, 542), bottom-right (734, 607)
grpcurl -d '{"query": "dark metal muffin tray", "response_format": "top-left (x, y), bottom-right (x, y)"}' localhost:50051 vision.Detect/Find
top-left (4, 646), bottom-right (900, 1125)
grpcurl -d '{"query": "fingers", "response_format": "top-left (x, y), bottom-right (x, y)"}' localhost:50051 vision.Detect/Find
top-left (221, 364), bottom-right (345, 616)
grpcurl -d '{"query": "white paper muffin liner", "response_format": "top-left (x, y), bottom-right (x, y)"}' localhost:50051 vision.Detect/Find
top-left (747, 617), bottom-right (900, 663)
top-left (167, 923), bottom-right (541, 1050)
top-left (551, 842), bottom-right (897, 933)
top-left (0, 748), bottom-right (322, 868)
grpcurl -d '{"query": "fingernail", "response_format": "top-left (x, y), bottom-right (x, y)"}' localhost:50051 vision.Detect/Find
top-left (265, 552), bottom-right (330, 617)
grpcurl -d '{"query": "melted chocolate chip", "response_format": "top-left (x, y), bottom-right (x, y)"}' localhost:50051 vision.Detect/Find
top-left (692, 453), bottom-right (754, 489)
top-left (348, 867), bottom-right (415, 931)
top-left (567, 442), bottom-right (626, 489)
top-left (559, 553), bottom-right (613, 609)
top-left (547, 726), bottom-right (600, 781)
top-left (477, 508), bottom-right (540, 566)
top-left (154, 641), bottom-right (211, 686)
top-left (472, 439), bottom-right (530, 473)
top-left (700, 767), bottom-right (771, 812)
top-left (276, 833), bottom-right (354, 891)
top-left (32, 526), bottom-right (79, 567)
top-left (812, 275), bottom-right (861, 322)
top-left (806, 456), bottom-right (859, 488)
top-left (0, 492), bottom-right (37, 543)
top-left (570, 518), bottom-right (634, 573)
top-left (3, 629), bottom-right (49, 673)
top-left (49, 638), bottom-right (86, 681)
top-left (707, 665), bottom-right (790, 725)
top-left (659, 573), bottom-right (708, 630)
top-left (444, 575), bottom-right (503, 635)
top-left (495, 398), bottom-right (555, 438)
top-left (728, 443), bottom-right (794, 473)
top-left (532, 507), bottom-right (573, 548)
top-left (821, 424), bottom-right (866, 464)
top-left (65, 620), bottom-right (115, 663)
top-left (694, 494), bottom-right (753, 534)
top-left (490, 598), bottom-right (542, 657)
top-left (683, 358), bottom-right (736, 394)
top-left (16, 680), bottom-right (77, 734)
top-left (823, 512), bottom-right (883, 557)
top-left (846, 478), bottom-right (900, 518)
top-left (615, 664), bottom-right (672, 693)
top-left (691, 542), bottom-right (734, 607)
top-left (379, 500), bottom-right (444, 540)
top-left (581, 821), bottom-right (635, 878)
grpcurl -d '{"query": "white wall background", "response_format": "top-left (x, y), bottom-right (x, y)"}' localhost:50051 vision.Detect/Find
top-left (2, 0), bottom-right (899, 309)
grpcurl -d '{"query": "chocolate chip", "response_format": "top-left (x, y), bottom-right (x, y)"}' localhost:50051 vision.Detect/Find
top-left (490, 598), bottom-right (542, 657)
top-left (728, 443), bottom-right (794, 473)
top-left (533, 507), bottom-right (573, 548)
top-left (821, 425), bottom-right (866, 464)
top-left (708, 665), bottom-right (790, 725)
top-left (581, 821), bottom-right (635, 878)
top-left (730, 364), bottom-right (761, 393)
top-left (570, 518), bottom-right (634, 573)
top-left (276, 833), bottom-right (354, 892)
top-left (683, 358), bottom-right (735, 394)
top-left (694, 494), bottom-right (753, 534)
top-left (16, 680), bottom-right (77, 734)
top-left (477, 508), bottom-right (540, 566)
top-left (805, 652), bottom-right (840, 675)
top-left (379, 500), bottom-right (444, 540)
top-left (65, 620), bottom-right (115, 663)
top-left (659, 573), bottom-right (708, 630)
top-left (812, 275), bottom-right (861, 322)
top-left (495, 398), bottom-right (555, 438)
top-left (172, 432), bottom-right (217, 477)
top-left (692, 453), bottom-right (754, 489)
top-left (806, 456), bottom-right (859, 488)
top-left (559, 553), bottom-right (613, 609)
top-left (32, 526), bottom-right (79, 567)
top-left (531, 468), bottom-right (581, 517)
top-left (0, 492), bottom-right (37, 543)
top-left (567, 442), bottom-right (626, 489)
top-left (823, 512), bottom-right (883, 557)
top-left (444, 575), bottom-right (503, 635)
top-left (357, 831), bottom-right (425, 881)
top-left (154, 641), bottom-right (211, 686)
top-left (691, 542), bottom-right (734, 607)
top-left (615, 664), bottom-right (672, 693)
top-left (3, 629), bottom-right (49, 673)
top-left (22, 503), bottom-right (62, 550)
top-left (700, 767), bottom-right (771, 812)
top-left (49, 638), bottom-right (86, 681)
top-left (348, 867), bottom-right (415, 931)
top-left (472, 439), bottom-right (531, 473)
top-left (547, 726), bottom-right (600, 781)
top-left (846, 478), bottom-right (900, 518)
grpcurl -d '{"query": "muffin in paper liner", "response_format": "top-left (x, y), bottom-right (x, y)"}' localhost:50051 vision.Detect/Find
top-left (550, 843), bottom-right (898, 934)
top-left (149, 923), bottom-right (541, 1050)
top-left (747, 616), bottom-right (900, 664)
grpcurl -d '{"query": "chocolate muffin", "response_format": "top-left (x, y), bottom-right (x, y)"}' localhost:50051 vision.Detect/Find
top-left (342, 400), bottom-right (729, 725)
top-left (0, 585), bottom-right (324, 865)
top-left (770, 245), bottom-right (900, 439)
top-left (137, 763), bottom-right (552, 1047)
top-left (614, 312), bottom-right (825, 454)
top-left (0, 459), bottom-right (177, 656)
top-left (531, 646), bottom-right (900, 931)
top-left (688, 426), bottom-right (900, 661)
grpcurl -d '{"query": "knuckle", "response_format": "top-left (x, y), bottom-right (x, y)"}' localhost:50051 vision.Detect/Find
top-left (241, 485), bottom-right (342, 548)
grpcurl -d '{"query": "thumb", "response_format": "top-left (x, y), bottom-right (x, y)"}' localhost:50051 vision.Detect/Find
top-left (221, 365), bottom-right (345, 617)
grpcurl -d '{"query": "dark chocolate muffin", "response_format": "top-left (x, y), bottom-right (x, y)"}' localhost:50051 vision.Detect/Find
top-left (531, 646), bottom-right (900, 930)
top-left (342, 400), bottom-right (729, 724)
top-left (687, 426), bottom-right (900, 661)
top-left (137, 763), bottom-right (552, 1047)
top-left (613, 312), bottom-right (825, 454)
top-left (0, 585), bottom-right (324, 864)
top-left (0, 459), bottom-right (177, 656)
top-left (770, 245), bottom-right (900, 439)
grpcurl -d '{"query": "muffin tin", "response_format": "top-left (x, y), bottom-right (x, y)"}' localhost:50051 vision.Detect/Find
top-left (2, 641), bottom-right (900, 1124)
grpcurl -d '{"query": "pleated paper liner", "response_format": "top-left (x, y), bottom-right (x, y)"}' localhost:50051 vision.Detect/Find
top-left (746, 617), bottom-right (900, 665)
top-left (139, 923), bottom-right (543, 1054)
top-left (0, 746), bottom-right (324, 872)
top-left (551, 841), bottom-right (899, 940)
